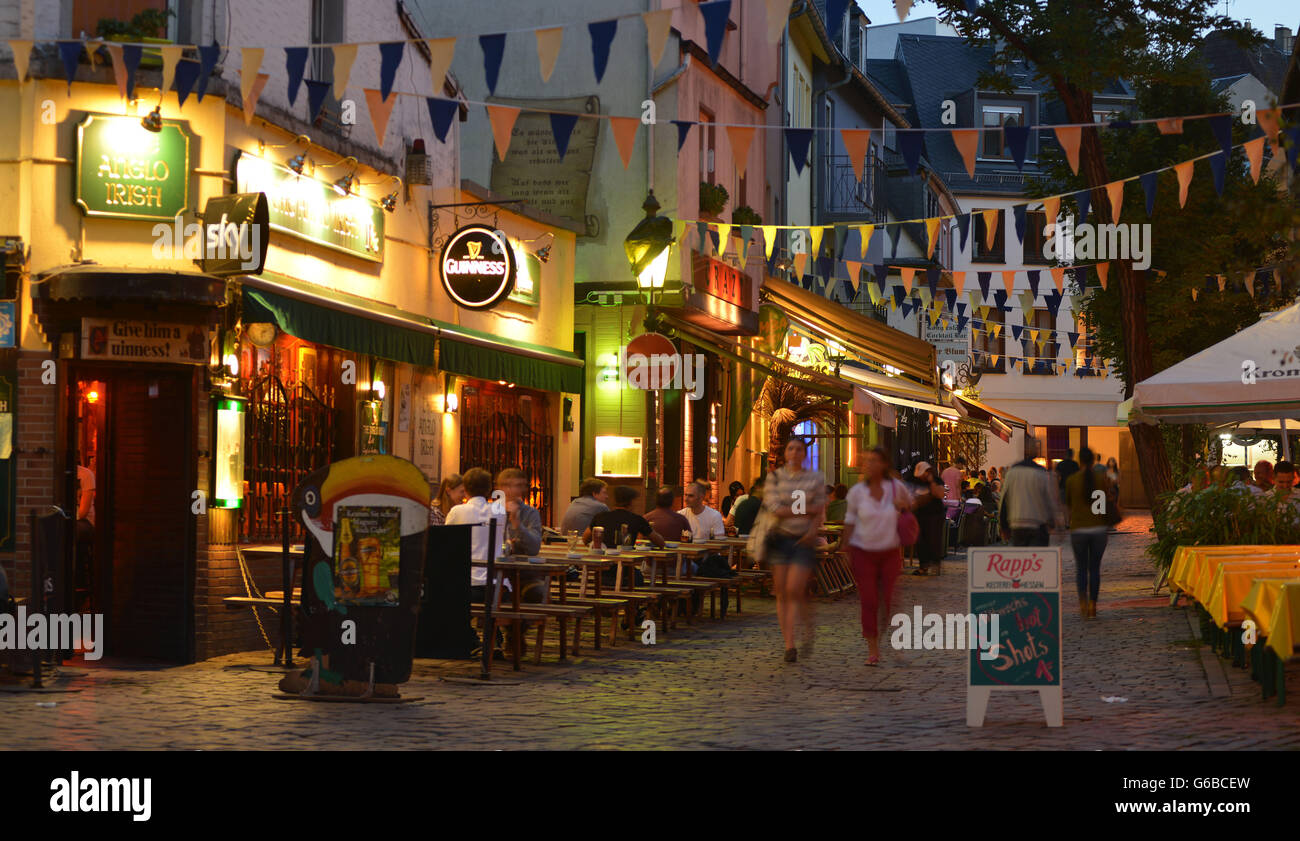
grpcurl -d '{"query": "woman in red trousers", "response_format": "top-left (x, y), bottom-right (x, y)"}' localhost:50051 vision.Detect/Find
top-left (839, 447), bottom-right (911, 665)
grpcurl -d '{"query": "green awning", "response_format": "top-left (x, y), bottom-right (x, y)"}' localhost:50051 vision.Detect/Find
top-left (243, 286), bottom-right (438, 366)
top-left (437, 322), bottom-right (584, 394)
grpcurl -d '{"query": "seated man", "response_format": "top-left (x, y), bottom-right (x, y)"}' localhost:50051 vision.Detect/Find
top-left (825, 484), bottom-right (849, 523)
top-left (1273, 461), bottom-right (1298, 507)
top-left (560, 477), bottom-right (609, 537)
top-left (497, 467), bottom-right (544, 602)
top-left (587, 485), bottom-right (663, 588)
top-left (646, 488), bottom-right (690, 542)
top-left (727, 479), bottom-right (764, 535)
top-left (679, 480), bottom-right (727, 542)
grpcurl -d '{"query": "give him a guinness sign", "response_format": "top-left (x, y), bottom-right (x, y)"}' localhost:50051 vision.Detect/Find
top-left (439, 225), bottom-right (516, 309)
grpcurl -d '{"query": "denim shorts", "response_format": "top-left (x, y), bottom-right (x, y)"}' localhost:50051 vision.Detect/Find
top-left (767, 533), bottom-right (816, 569)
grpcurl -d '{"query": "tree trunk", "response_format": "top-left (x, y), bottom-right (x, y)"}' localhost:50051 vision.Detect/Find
top-left (1060, 87), bottom-right (1175, 512)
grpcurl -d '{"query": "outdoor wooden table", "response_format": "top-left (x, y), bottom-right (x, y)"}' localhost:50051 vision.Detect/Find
top-left (472, 558), bottom-right (572, 663)
top-left (1239, 578), bottom-right (1300, 705)
top-left (533, 553), bottom-right (624, 646)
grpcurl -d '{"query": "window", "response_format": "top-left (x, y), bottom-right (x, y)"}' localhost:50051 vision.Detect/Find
top-left (311, 0), bottom-right (345, 127)
top-left (1074, 309), bottom-right (1105, 376)
top-left (700, 108), bottom-right (716, 184)
top-left (790, 67), bottom-right (811, 129)
top-left (973, 208), bottom-right (1005, 262)
top-left (980, 105), bottom-right (1024, 160)
top-left (793, 420), bottom-right (820, 473)
top-left (1020, 309), bottom-right (1059, 376)
top-left (974, 308), bottom-right (1005, 374)
top-left (1092, 109), bottom-right (1118, 123)
top-left (1023, 210), bottom-right (1050, 264)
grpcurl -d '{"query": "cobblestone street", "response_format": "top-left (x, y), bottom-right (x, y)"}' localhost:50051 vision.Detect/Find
top-left (3, 514), bottom-right (1299, 750)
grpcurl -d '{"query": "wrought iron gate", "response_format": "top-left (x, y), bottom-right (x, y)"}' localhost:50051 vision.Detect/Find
top-left (460, 387), bottom-right (554, 525)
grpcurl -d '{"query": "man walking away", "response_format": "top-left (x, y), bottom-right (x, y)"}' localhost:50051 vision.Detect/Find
top-left (1054, 449), bottom-right (1079, 503)
top-left (1000, 439), bottom-right (1057, 546)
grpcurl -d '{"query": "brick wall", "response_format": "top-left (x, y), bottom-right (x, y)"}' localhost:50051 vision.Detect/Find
top-left (1, 351), bottom-right (59, 597)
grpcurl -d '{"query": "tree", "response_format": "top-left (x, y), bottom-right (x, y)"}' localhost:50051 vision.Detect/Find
top-left (755, 374), bottom-right (842, 471)
top-left (931, 0), bottom-right (1266, 509)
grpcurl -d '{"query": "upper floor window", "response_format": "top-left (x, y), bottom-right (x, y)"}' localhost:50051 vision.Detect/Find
top-left (1021, 309), bottom-right (1059, 376)
top-left (980, 105), bottom-right (1024, 160)
top-left (1023, 210), bottom-right (1050, 265)
top-left (311, 0), bottom-right (345, 127)
top-left (790, 67), bottom-right (811, 129)
top-left (700, 108), bottom-right (716, 184)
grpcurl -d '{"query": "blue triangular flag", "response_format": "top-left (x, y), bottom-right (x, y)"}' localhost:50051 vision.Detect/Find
top-left (1066, 331), bottom-right (1078, 348)
top-left (379, 42), bottom-right (405, 101)
top-left (550, 112), bottom-right (580, 161)
top-left (874, 265), bottom-right (888, 291)
top-left (285, 47), bottom-right (309, 106)
top-left (901, 301), bottom-right (913, 318)
top-left (825, 0), bottom-right (850, 35)
top-left (1013, 205), bottom-right (1027, 244)
top-left (993, 290), bottom-right (1009, 311)
top-left (427, 97), bottom-right (459, 143)
top-left (817, 255), bottom-right (834, 279)
top-left (1140, 171), bottom-right (1158, 216)
top-left (174, 59), bottom-right (201, 108)
top-left (888, 224), bottom-right (903, 258)
top-left (945, 288), bottom-right (957, 311)
top-left (957, 302), bottom-right (968, 315)
top-left (480, 33), bottom-right (507, 95)
top-left (699, 0), bottom-right (732, 64)
top-left (786, 128), bottom-right (813, 175)
top-left (977, 271), bottom-right (991, 300)
top-left (957, 316), bottom-right (969, 332)
top-left (57, 41), bottom-right (81, 91)
top-left (899, 130), bottom-right (923, 175)
top-left (1044, 289), bottom-right (1063, 319)
top-left (305, 79), bottom-right (331, 123)
top-left (1108, 119), bottom-right (1135, 132)
top-left (588, 19), bottom-right (618, 83)
top-left (1011, 324), bottom-right (1023, 343)
top-left (1004, 125), bottom-right (1030, 170)
top-left (1027, 270), bottom-right (1041, 298)
top-left (196, 42), bottom-right (221, 102)
top-left (892, 286), bottom-right (905, 307)
top-left (122, 45), bottom-right (142, 100)
top-left (956, 213), bottom-right (971, 252)
top-left (697, 222), bottom-right (709, 253)
top-left (1075, 189), bottom-right (1090, 223)
top-left (672, 120), bottom-right (693, 152)
top-left (1208, 114), bottom-right (1232, 159)
top-left (926, 266), bottom-right (940, 297)
top-left (1209, 151), bottom-right (1226, 196)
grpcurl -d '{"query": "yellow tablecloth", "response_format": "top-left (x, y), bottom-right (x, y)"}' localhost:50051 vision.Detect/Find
top-left (1194, 553), bottom-right (1300, 603)
top-left (1240, 578), bottom-right (1300, 639)
top-left (1171, 546), bottom-right (1300, 600)
top-left (1240, 578), bottom-right (1300, 661)
top-left (1204, 563), bottom-right (1300, 628)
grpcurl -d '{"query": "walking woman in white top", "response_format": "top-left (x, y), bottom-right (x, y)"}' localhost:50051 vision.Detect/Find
top-left (839, 446), bottom-right (912, 665)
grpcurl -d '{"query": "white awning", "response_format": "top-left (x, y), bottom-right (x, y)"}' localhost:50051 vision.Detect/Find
top-left (852, 387), bottom-right (898, 429)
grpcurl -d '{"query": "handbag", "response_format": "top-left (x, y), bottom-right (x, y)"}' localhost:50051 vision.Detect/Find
top-left (892, 480), bottom-right (920, 547)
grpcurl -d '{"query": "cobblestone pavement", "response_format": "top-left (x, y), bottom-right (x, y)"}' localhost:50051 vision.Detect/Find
top-left (3, 514), bottom-right (1298, 750)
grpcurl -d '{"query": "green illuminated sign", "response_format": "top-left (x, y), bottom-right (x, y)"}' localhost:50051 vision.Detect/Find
top-left (76, 114), bottom-right (191, 221)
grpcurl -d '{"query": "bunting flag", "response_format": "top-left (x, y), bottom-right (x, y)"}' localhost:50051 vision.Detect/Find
top-left (786, 128), bottom-right (814, 175)
top-left (726, 125), bottom-right (755, 178)
top-left (977, 271), bottom-right (991, 300)
top-left (793, 252), bottom-right (808, 279)
top-left (846, 260), bottom-right (861, 291)
top-left (918, 286), bottom-right (932, 307)
top-left (952, 130), bottom-right (979, 178)
top-left (9, 40), bottom-right (33, 81)
top-left (1095, 262), bottom-right (1110, 290)
top-left (1140, 171), bottom-right (1158, 216)
top-left (808, 225), bottom-right (825, 258)
top-left (533, 28), bottom-right (563, 83)
top-left (767, 0), bottom-right (793, 44)
top-left (841, 129), bottom-right (871, 182)
top-left (1005, 125), bottom-right (1030, 170)
top-left (833, 225), bottom-right (849, 259)
top-left (1012, 205), bottom-right (1026, 244)
top-left (896, 0), bottom-right (913, 22)
top-left (993, 290), bottom-right (1009, 311)
top-left (672, 120), bottom-right (693, 151)
top-left (1244, 136), bottom-right (1266, 183)
top-left (1011, 324), bottom-right (1023, 343)
top-left (378, 41), bottom-right (405, 100)
top-left (700, 0), bottom-right (732, 63)
top-left (609, 116), bottom-right (639, 169)
top-left (900, 267), bottom-right (915, 294)
top-left (588, 19), bottom-right (617, 83)
top-left (1208, 114), bottom-right (1232, 159)
top-left (1019, 290), bottom-right (1036, 314)
top-left (105, 44), bottom-right (127, 99)
top-left (331, 43), bottom-right (357, 100)
top-left (1175, 161), bottom-right (1194, 207)
top-left (57, 41), bottom-right (81, 91)
top-left (1055, 125), bottom-right (1081, 174)
top-left (480, 33), bottom-right (506, 95)
top-left (364, 89), bottom-right (398, 146)
top-left (550, 112), bottom-right (579, 160)
top-left (981, 209), bottom-right (999, 252)
top-left (428, 96), bottom-right (459, 142)
top-left (899, 130), bottom-right (923, 175)
top-left (1027, 270), bottom-right (1041, 298)
top-left (926, 266), bottom-right (940, 297)
top-left (867, 276), bottom-right (883, 305)
top-left (486, 105), bottom-right (521, 161)
top-left (427, 37), bottom-right (456, 94)
top-left (762, 226), bottom-right (777, 259)
top-left (1050, 266), bottom-right (1065, 294)
top-left (174, 59), bottom-right (201, 108)
top-left (194, 42), bottom-right (221, 102)
top-left (241, 47), bottom-right (265, 101)
top-left (1075, 189), bottom-right (1091, 223)
top-left (304, 79), bottom-right (332, 123)
top-left (944, 288), bottom-right (957, 311)
top-left (955, 213), bottom-right (971, 252)
top-left (887, 224), bottom-right (903, 257)
top-left (1217, 275), bottom-right (1226, 292)
top-left (284, 46), bottom-right (308, 105)
top-left (1155, 117), bottom-right (1183, 135)
top-left (1257, 108), bottom-right (1281, 154)
top-left (1042, 196), bottom-right (1060, 237)
top-left (1209, 151), bottom-right (1226, 196)
top-left (925, 217), bottom-right (941, 258)
top-left (1044, 289), bottom-right (1063, 319)
top-left (716, 223), bottom-right (732, 258)
top-left (644, 9), bottom-right (673, 66)
top-left (1191, 288), bottom-right (1199, 301)
top-left (858, 224), bottom-right (875, 257)
top-left (242, 72), bottom-right (269, 125)
top-left (952, 271), bottom-right (966, 297)
top-left (1066, 332), bottom-right (1078, 348)
top-left (1244, 270), bottom-right (1254, 297)
top-left (1105, 180), bottom-right (1124, 223)
top-left (696, 222), bottom-right (709, 255)
top-left (1001, 270), bottom-right (1017, 296)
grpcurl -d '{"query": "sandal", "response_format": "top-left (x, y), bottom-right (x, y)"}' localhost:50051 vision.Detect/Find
top-left (866, 654), bottom-right (880, 666)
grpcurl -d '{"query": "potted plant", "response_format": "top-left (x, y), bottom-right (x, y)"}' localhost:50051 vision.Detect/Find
top-left (732, 205), bottom-right (762, 226)
top-left (699, 181), bottom-right (729, 219)
top-left (97, 9), bottom-right (174, 69)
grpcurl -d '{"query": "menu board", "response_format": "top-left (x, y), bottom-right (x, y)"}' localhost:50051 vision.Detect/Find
top-left (333, 505), bottom-right (401, 605)
top-left (969, 591), bottom-right (1060, 686)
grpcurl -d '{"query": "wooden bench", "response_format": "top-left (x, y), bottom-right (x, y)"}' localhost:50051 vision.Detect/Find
top-left (470, 606), bottom-right (548, 670)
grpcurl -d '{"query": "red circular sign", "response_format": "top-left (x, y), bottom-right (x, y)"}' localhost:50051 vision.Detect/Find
top-left (625, 332), bottom-right (679, 386)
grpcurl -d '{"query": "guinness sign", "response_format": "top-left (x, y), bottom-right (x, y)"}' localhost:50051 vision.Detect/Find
top-left (439, 225), bottom-right (516, 309)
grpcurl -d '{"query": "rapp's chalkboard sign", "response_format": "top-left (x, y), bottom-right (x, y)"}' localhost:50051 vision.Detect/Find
top-left (969, 591), bottom-right (1061, 686)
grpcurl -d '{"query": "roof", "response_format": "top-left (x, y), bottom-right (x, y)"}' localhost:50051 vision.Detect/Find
top-left (864, 59), bottom-right (912, 109)
top-left (1195, 29), bottom-right (1291, 95)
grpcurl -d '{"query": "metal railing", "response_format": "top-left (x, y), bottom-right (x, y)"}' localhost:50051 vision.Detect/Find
top-left (822, 152), bottom-right (887, 221)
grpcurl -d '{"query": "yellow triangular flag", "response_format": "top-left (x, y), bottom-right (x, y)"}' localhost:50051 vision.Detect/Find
top-left (925, 217), bottom-right (941, 259)
top-left (609, 117), bottom-right (639, 170)
top-left (761, 226), bottom-right (777, 259)
top-left (105, 44), bottom-right (127, 99)
top-left (809, 226), bottom-right (824, 258)
top-left (1244, 136), bottom-right (1265, 184)
top-left (535, 27), bottom-right (563, 83)
top-left (901, 267), bottom-right (915, 293)
top-left (867, 279), bottom-right (882, 305)
top-left (364, 89), bottom-right (397, 147)
top-left (766, 0), bottom-right (794, 44)
top-left (426, 37), bottom-right (456, 94)
top-left (726, 125), bottom-right (756, 178)
top-left (841, 129), bottom-right (871, 182)
top-left (241, 48), bottom-right (265, 102)
top-left (982, 208), bottom-right (1000, 252)
top-left (9, 40), bottom-right (33, 82)
top-left (952, 271), bottom-right (966, 297)
top-left (1175, 161), bottom-right (1194, 208)
top-left (1105, 180), bottom-right (1124, 224)
top-left (858, 224), bottom-right (875, 252)
top-left (242, 73), bottom-right (269, 125)
top-left (161, 45), bottom-right (184, 100)
top-left (1054, 126), bottom-right (1081, 174)
top-left (716, 224), bottom-right (732, 258)
top-left (486, 105), bottom-right (521, 161)
top-left (331, 44), bottom-right (357, 100)
top-left (952, 130), bottom-right (979, 179)
top-left (644, 9), bottom-right (673, 67)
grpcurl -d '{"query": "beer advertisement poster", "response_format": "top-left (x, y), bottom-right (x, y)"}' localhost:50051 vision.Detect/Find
top-left (332, 505), bottom-right (401, 605)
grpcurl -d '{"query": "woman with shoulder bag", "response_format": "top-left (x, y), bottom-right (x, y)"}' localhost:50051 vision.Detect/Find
top-left (763, 437), bottom-right (826, 664)
top-left (840, 446), bottom-right (915, 666)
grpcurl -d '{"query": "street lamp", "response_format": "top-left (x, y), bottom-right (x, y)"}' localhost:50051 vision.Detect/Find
top-left (624, 190), bottom-right (673, 294)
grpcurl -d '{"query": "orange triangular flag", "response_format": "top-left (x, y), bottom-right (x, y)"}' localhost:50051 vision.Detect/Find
top-left (1244, 271), bottom-right (1255, 297)
top-left (1050, 267), bottom-right (1065, 293)
top-left (426, 37), bottom-right (456, 93)
top-left (331, 44), bottom-right (357, 100)
top-left (1055, 126), bottom-right (1081, 174)
top-left (242, 73), bottom-right (269, 125)
top-left (846, 261), bottom-right (861, 290)
top-left (1156, 118), bottom-right (1184, 135)
top-left (1042, 196), bottom-right (1061, 237)
top-left (925, 217), bottom-right (941, 258)
top-left (1105, 180), bottom-right (1124, 223)
top-left (241, 48), bottom-right (265, 102)
top-left (486, 105), bottom-right (521, 161)
top-left (609, 117), bottom-right (639, 170)
top-left (161, 45), bottom-right (183, 100)
top-left (105, 44), bottom-right (127, 99)
top-left (535, 27), bottom-right (563, 83)
top-left (364, 88), bottom-right (398, 147)
top-left (793, 252), bottom-right (808, 279)
top-left (901, 267), bottom-right (915, 293)
top-left (952, 130), bottom-right (979, 179)
top-left (1001, 270), bottom-right (1017, 296)
top-left (982, 208), bottom-right (1000, 252)
top-left (1216, 274), bottom-right (1226, 292)
top-left (1191, 287), bottom-right (1199, 301)
top-left (841, 129), bottom-right (871, 182)
top-left (1174, 161), bottom-right (1194, 207)
top-left (951, 271), bottom-right (966, 297)
top-left (1257, 108), bottom-right (1281, 154)
top-left (1244, 136), bottom-right (1265, 184)
top-left (1096, 262), bottom-right (1110, 290)
top-left (726, 126), bottom-right (756, 178)
top-left (9, 40), bottom-right (33, 81)
top-left (644, 9), bottom-right (673, 67)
